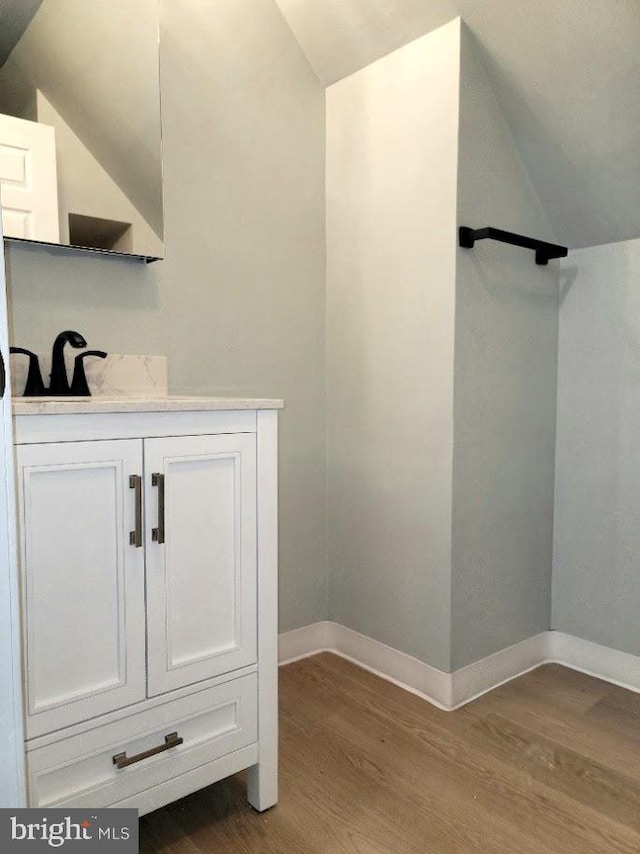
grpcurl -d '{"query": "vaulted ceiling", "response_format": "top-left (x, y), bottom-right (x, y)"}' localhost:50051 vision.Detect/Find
top-left (0, 0), bottom-right (42, 67)
top-left (1, 1), bottom-right (638, 250)
top-left (274, 0), bottom-right (640, 249)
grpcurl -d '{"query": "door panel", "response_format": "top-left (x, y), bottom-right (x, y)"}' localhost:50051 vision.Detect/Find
top-left (17, 440), bottom-right (146, 738)
top-left (0, 114), bottom-right (60, 242)
top-left (145, 434), bottom-right (257, 696)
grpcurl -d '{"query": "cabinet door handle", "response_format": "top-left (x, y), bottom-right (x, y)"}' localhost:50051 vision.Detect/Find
top-left (129, 475), bottom-right (143, 547)
top-left (113, 731), bottom-right (183, 770)
top-left (151, 472), bottom-right (165, 544)
top-left (0, 348), bottom-right (5, 399)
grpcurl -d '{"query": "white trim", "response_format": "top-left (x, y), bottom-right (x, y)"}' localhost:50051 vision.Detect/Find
top-left (247, 409), bottom-right (279, 812)
top-left (330, 623), bottom-right (452, 709)
top-left (450, 633), bottom-right (549, 709)
top-left (549, 631), bottom-right (640, 694)
top-left (0, 215), bottom-right (27, 807)
top-left (278, 622), bottom-right (640, 711)
top-left (279, 622), bottom-right (451, 708)
top-left (278, 621), bottom-right (334, 664)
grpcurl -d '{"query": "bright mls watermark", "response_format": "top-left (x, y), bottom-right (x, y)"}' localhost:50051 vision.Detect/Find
top-left (0, 810), bottom-right (138, 852)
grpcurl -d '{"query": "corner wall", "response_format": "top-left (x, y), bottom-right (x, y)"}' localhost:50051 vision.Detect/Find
top-left (553, 237), bottom-right (640, 656)
top-left (5, 0), bottom-right (328, 634)
top-left (451, 27), bottom-right (559, 668)
top-left (326, 21), bottom-right (461, 671)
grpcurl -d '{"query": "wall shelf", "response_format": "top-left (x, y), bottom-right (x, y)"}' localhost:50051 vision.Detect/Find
top-left (4, 237), bottom-right (161, 264)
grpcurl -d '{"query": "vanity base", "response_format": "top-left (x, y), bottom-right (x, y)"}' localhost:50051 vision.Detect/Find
top-left (14, 405), bottom-right (280, 816)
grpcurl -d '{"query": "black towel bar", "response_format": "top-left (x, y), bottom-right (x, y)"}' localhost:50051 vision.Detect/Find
top-left (459, 226), bottom-right (567, 266)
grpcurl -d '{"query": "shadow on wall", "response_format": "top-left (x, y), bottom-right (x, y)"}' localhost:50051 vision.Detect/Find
top-left (558, 265), bottom-right (578, 307)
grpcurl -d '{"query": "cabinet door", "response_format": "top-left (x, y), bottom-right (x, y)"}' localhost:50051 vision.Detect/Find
top-left (16, 440), bottom-right (146, 738)
top-left (145, 434), bottom-right (257, 696)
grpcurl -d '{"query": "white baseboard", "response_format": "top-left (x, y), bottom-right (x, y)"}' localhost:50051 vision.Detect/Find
top-left (279, 622), bottom-right (450, 706)
top-left (278, 621), bottom-right (334, 664)
top-left (548, 631), bottom-right (640, 694)
top-left (329, 623), bottom-right (452, 709)
top-left (278, 622), bottom-right (640, 711)
top-left (450, 632), bottom-right (549, 708)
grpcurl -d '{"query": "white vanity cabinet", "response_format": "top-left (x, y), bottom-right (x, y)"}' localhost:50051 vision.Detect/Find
top-left (12, 403), bottom-right (280, 816)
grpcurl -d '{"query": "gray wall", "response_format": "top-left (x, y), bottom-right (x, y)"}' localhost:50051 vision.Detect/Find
top-left (451, 28), bottom-right (559, 668)
top-left (326, 21), bottom-right (461, 671)
top-left (325, 20), bottom-right (560, 672)
top-left (553, 238), bottom-right (640, 655)
top-left (11, 4), bottom-right (625, 668)
top-left (5, 0), bottom-right (328, 634)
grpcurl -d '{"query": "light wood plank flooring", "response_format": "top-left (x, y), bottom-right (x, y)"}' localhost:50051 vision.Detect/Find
top-left (140, 653), bottom-right (640, 853)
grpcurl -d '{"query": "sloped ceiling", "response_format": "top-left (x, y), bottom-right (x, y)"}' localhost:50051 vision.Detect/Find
top-left (275, 0), bottom-right (640, 249)
top-left (0, 0), bottom-right (42, 67)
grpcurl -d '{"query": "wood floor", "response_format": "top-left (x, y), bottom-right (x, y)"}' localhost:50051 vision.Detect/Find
top-left (140, 653), bottom-right (640, 853)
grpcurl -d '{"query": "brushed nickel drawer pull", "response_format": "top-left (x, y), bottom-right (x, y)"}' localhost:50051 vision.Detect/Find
top-left (151, 472), bottom-right (165, 544)
top-left (129, 475), bottom-right (143, 548)
top-left (113, 731), bottom-right (183, 769)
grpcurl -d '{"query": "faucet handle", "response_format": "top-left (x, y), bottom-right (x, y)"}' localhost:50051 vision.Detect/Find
top-left (9, 347), bottom-right (47, 396)
top-left (70, 350), bottom-right (107, 396)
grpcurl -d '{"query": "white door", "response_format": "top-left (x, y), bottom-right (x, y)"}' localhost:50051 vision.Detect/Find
top-left (0, 113), bottom-right (60, 243)
top-left (0, 213), bottom-right (26, 806)
top-left (16, 439), bottom-right (147, 738)
top-left (145, 434), bottom-right (257, 696)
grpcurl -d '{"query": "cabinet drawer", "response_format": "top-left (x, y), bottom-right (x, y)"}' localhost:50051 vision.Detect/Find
top-left (27, 674), bottom-right (257, 808)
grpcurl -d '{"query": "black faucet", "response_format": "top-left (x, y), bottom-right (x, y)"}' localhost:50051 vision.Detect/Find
top-left (70, 350), bottom-right (108, 396)
top-left (9, 347), bottom-right (47, 396)
top-left (11, 331), bottom-right (107, 397)
top-left (49, 330), bottom-right (87, 395)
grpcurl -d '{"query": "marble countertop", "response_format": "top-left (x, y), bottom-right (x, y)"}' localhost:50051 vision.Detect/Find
top-left (12, 396), bottom-right (284, 415)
